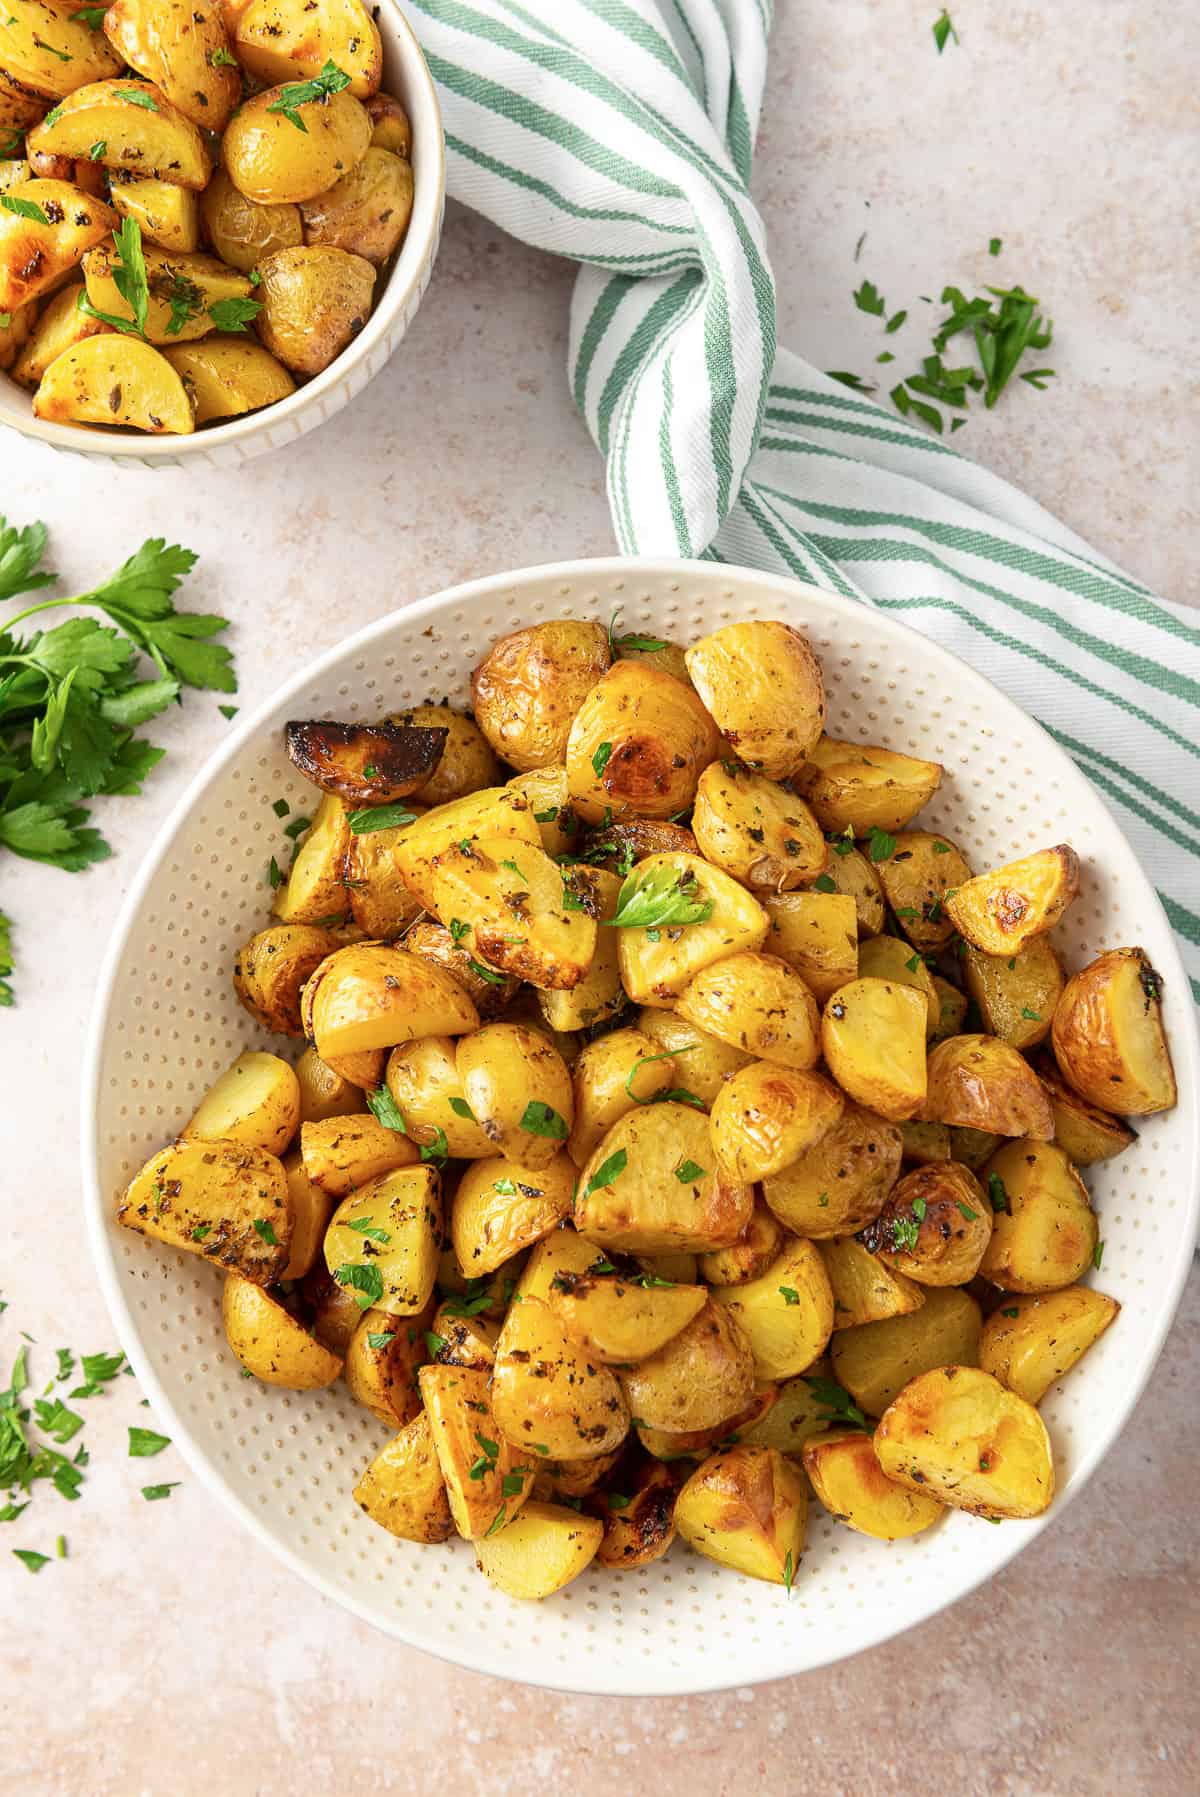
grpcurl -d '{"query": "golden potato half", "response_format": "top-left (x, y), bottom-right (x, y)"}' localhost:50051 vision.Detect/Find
top-left (874, 1365), bottom-right (1054, 1519)
top-left (1050, 946), bottom-right (1177, 1116)
top-left (685, 620), bottom-right (825, 777)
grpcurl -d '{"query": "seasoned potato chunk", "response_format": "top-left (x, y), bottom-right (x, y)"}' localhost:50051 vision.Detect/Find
top-left (324, 1165), bottom-right (440, 1317)
top-left (634, 1006), bottom-right (753, 1104)
top-left (353, 1411), bottom-right (453, 1544)
top-left (492, 1296), bottom-right (629, 1460)
top-left (402, 918), bottom-right (521, 1019)
top-left (201, 166), bottom-right (303, 273)
top-left (256, 243), bottom-right (376, 375)
top-left (922, 1034), bottom-right (1054, 1139)
top-left (286, 716), bottom-right (445, 806)
top-left (691, 760), bottom-right (826, 888)
top-left (299, 145), bottom-right (412, 264)
top-left (117, 1136), bottom-right (290, 1281)
top-left (1, 179), bottom-right (116, 313)
top-left (233, 923), bottom-right (339, 1037)
top-left (762, 1099), bottom-right (901, 1239)
top-left (831, 1286), bottom-right (982, 1416)
top-left (308, 943), bottom-right (479, 1061)
top-left (423, 835), bottom-right (597, 992)
top-left (711, 1237), bottom-right (835, 1381)
top-left (418, 1362), bottom-right (533, 1541)
top-left (223, 86), bottom-right (372, 206)
top-left (1050, 946), bottom-right (1177, 1116)
top-left (575, 1100), bottom-right (752, 1253)
top-left (698, 1199), bottom-right (785, 1286)
top-left (803, 1427), bottom-right (943, 1539)
top-left (795, 738), bottom-right (943, 835)
top-left (232, 0), bottom-right (382, 99)
top-left (184, 1050), bottom-right (300, 1156)
top-left (946, 845), bottom-right (1080, 954)
top-left (676, 951), bottom-right (820, 1070)
top-left (342, 1304), bottom-right (428, 1425)
top-left (451, 1153), bottom-right (576, 1276)
top-left (738, 1368), bottom-right (842, 1456)
top-left (620, 1298), bottom-right (755, 1434)
top-left (874, 1365), bottom-right (1054, 1519)
top-left (859, 1161), bottom-right (992, 1286)
top-left (271, 793), bottom-right (351, 925)
top-left (385, 1036), bottom-right (493, 1160)
top-left (979, 1286), bottom-right (1119, 1403)
top-left (82, 243), bottom-right (254, 344)
top-left (163, 336), bottom-right (296, 425)
top-left (565, 660), bottom-right (720, 823)
top-left (857, 934), bottom-right (939, 1037)
top-left (392, 785), bottom-right (543, 907)
top-left (762, 890), bottom-right (858, 1002)
top-left (818, 1237), bottom-right (925, 1328)
top-left (613, 852), bottom-right (769, 1006)
top-left (821, 979), bottom-right (928, 1121)
top-left (299, 1114), bottom-right (416, 1197)
top-left (102, 0), bottom-right (241, 131)
top-left (1032, 1055), bottom-right (1138, 1165)
top-left (978, 1138), bottom-right (1098, 1293)
top-left (0, 4), bottom-right (121, 99)
top-left (675, 1445), bottom-right (807, 1584)
top-left (472, 619), bottom-right (610, 773)
top-left (930, 975), bottom-right (969, 1044)
top-left (365, 90), bottom-right (412, 156)
top-left (596, 1460), bottom-right (678, 1570)
top-left (475, 1501), bottom-right (604, 1599)
top-left (815, 841), bottom-right (887, 936)
top-left (899, 1119), bottom-right (951, 1165)
top-left (9, 279), bottom-right (109, 388)
top-left (456, 1023), bottom-right (574, 1169)
top-left (221, 1273), bottom-right (342, 1389)
top-left (28, 78), bottom-right (213, 187)
top-left (385, 704), bottom-right (500, 808)
top-left (875, 831), bottom-right (971, 951)
top-left (962, 937), bottom-right (1064, 1050)
top-left (549, 1263), bottom-right (707, 1364)
top-left (567, 1025), bottom-right (680, 1168)
top-left (710, 1062), bottom-right (844, 1183)
top-left (280, 1149), bottom-right (333, 1279)
top-left (685, 620), bottom-right (825, 778)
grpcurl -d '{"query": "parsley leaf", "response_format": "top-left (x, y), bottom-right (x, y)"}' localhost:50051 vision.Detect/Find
top-left (333, 1263), bottom-right (385, 1310)
top-left (866, 825), bottom-right (897, 863)
top-left (520, 1101), bottom-right (568, 1141)
top-left (366, 1085), bottom-right (407, 1133)
top-left (605, 862), bottom-right (713, 930)
top-left (127, 1426), bottom-right (171, 1457)
top-left (582, 1149), bottom-right (627, 1199)
top-left (854, 279), bottom-right (886, 316)
top-left (115, 88), bottom-right (160, 111)
top-left (1, 194), bottom-right (50, 225)
top-left (347, 804), bottom-right (418, 834)
top-left (208, 296), bottom-right (263, 334)
top-left (591, 741), bottom-right (613, 778)
top-left (779, 1286), bottom-right (800, 1306)
top-left (141, 1482), bottom-right (179, 1500)
top-left (932, 10), bottom-right (958, 53)
top-left (267, 60), bottom-right (352, 132)
top-left (674, 1159), bottom-right (706, 1183)
top-left (802, 1374), bottom-right (867, 1429)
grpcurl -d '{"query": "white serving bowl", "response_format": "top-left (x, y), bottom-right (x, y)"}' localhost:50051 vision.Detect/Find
top-left (81, 559), bottom-right (1199, 1695)
top-left (0, 2), bottom-right (444, 470)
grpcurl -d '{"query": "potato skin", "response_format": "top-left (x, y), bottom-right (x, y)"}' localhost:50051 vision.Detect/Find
top-left (575, 1100), bottom-right (752, 1254)
top-left (691, 760), bottom-right (826, 888)
top-left (233, 923), bottom-right (339, 1036)
top-left (353, 1411), bottom-right (453, 1544)
top-left (232, 0), bottom-right (382, 100)
top-left (256, 243), bottom-right (376, 376)
top-left (342, 1305), bottom-right (429, 1426)
top-left (619, 1298), bottom-right (755, 1434)
top-left (831, 1286), bottom-right (982, 1416)
top-left (300, 145), bottom-right (412, 264)
top-left (596, 1459), bottom-right (678, 1570)
top-left (763, 1101), bottom-right (902, 1239)
top-left (817, 1237), bottom-right (925, 1327)
top-left (634, 1007), bottom-right (753, 1106)
top-left (455, 1022), bottom-right (574, 1170)
top-left (385, 1035), bottom-right (493, 1160)
top-left (492, 1295), bottom-right (629, 1460)
top-left (978, 1138), bottom-right (1098, 1293)
top-left (962, 937), bottom-right (1064, 1050)
top-left (676, 951), bottom-right (820, 1071)
top-left (365, 90), bottom-right (411, 156)
top-left (794, 738), bottom-right (943, 836)
top-left (202, 166), bottom-right (303, 273)
top-left (762, 891), bottom-right (858, 1003)
top-left (674, 1444), bottom-right (807, 1584)
top-left (709, 1062), bottom-right (844, 1183)
top-left (308, 942), bottom-right (479, 1061)
top-left (821, 979), bottom-right (928, 1122)
top-left (876, 831), bottom-right (971, 952)
top-left (423, 834), bottom-right (598, 993)
top-left (1032, 1055), bottom-right (1137, 1165)
top-left (565, 660), bottom-right (720, 823)
top-left (1050, 946), bottom-right (1177, 1116)
top-left (549, 1267), bottom-right (707, 1363)
top-left (387, 704), bottom-right (500, 807)
top-left (857, 934), bottom-right (939, 1037)
top-left (922, 1033), bottom-right (1054, 1139)
top-left (221, 1273), bottom-right (342, 1388)
top-left (685, 621), bottom-right (824, 778)
top-left (946, 845), bottom-right (1080, 955)
top-left (223, 84), bottom-right (371, 206)
top-left (859, 1161), bottom-right (992, 1286)
top-left (979, 1286), bottom-right (1119, 1403)
top-left (451, 1152), bottom-right (576, 1277)
top-left (874, 1364), bottom-right (1054, 1519)
top-left (803, 1427), bottom-right (943, 1539)
top-left (698, 1199), bottom-right (785, 1286)
top-left (566, 1024), bottom-right (679, 1168)
top-left (471, 619), bottom-right (610, 773)
top-left (117, 1136), bottom-right (291, 1280)
top-left (401, 919), bottom-right (520, 1018)
top-left (280, 1149), bottom-right (333, 1279)
top-left (815, 842), bottom-right (887, 937)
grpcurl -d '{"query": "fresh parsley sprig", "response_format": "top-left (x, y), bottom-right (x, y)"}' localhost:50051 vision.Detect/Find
top-left (604, 862), bottom-right (713, 930)
top-left (267, 60), bottom-right (352, 132)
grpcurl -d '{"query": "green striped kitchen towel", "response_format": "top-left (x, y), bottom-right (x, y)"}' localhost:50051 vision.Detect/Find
top-left (401, 0), bottom-right (1200, 997)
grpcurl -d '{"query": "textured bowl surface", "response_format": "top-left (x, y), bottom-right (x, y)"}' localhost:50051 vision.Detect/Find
top-left (0, 0), bottom-right (444, 469)
top-left (82, 559), bottom-right (1200, 1695)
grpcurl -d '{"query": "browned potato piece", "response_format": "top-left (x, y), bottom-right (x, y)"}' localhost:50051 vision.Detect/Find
top-left (301, 1261), bottom-right (362, 1355)
top-left (429, 1299), bottom-right (501, 1369)
top-left (922, 1034), bottom-right (1054, 1139)
top-left (385, 1036), bottom-right (493, 1160)
top-left (711, 1237), bottom-right (834, 1381)
top-left (578, 815), bottom-right (697, 873)
top-left (300, 1114), bottom-right (417, 1197)
top-left (634, 1007), bottom-right (753, 1106)
top-left (814, 842), bottom-right (887, 936)
top-left (978, 1138), bottom-right (1098, 1293)
top-left (831, 1286), bottom-right (982, 1416)
top-left (803, 1428), bottom-right (944, 1539)
top-left (163, 335), bottom-right (296, 423)
top-left (876, 831), bottom-right (971, 951)
top-left (29, 79), bottom-right (213, 188)
top-left (280, 1149), bottom-right (333, 1279)
top-left (365, 91), bottom-right (411, 156)
top-left (33, 335), bottom-right (189, 435)
top-left (384, 704), bottom-right (500, 808)
top-left (575, 1100), bottom-right (752, 1253)
top-left (596, 1460), bottom-right (678, 1569)
top-left (0, 70), bottom-right (47, 135)
top-left (857, 934), bottom-right (939, 1036)
top-left (738, 1367), bottom-right (842, 1456)
top-left (475, 1501), bottom-right (604, 1598)
top-left (516, 1226), bottom-right (604, 1304)
top-left (201, 167), bottom-right (303, 273)
top-left (616, 854), bottom-right (769, 1007)
top-left (272, 793), bottom-right (351, 927)
top-left (418, 1362), bottom-right (533, 1540)
top-left (353, 1411), bottom-right (453, 1544)
top-left (1050, 946), bottom-right (1177, 1116)
top-left (709, 1062), bottom-right (844, 1183)
top-left (402, 919), bottom-right (521, 1018)
top-left (945, 845), bottom-right (1081, 955)
top-left (821, 979), bottom-right (928, 1122)
top-left (221, 1273), bottom-right (342, 1389)
top-left (566, 1025), bottom-right (680, 1169)
top-left (255, 244), bottom-right (376, 376)
top-left (391, 787), bottom-right (543, 906)
top-left (1032, 1055), bottom-right (1138, 1165)
top-left (505, 764), bottom-right (575, 857)
top-left (456, 1022), bottom-right (574, 1169)
top-left (81, 242), bottom-right (254, 344)
top-left (223, 85), bottom-right (372, 206)
top-left (102, 0), bottom-right (241, 131)
top-left (232, 0), bottom-right (382, 99)
top-left (338, 814), bottom-right (426, 941)
top-left (565, 660), bottom-right (721, 824)
top-left (620, 1298), bottom-right (755, 1434)
top-left (117, 1136), bottom-right (290, 1281)
top-left (962, 938), bottom-right (1064, 1050)
top-left (763, 1101), bottom-right (902, 1239)
top-left (762, 891), bottom-right (858, 1003)
top-left (0, 9), bottom-right (120, 100)
top-left (874, 1365), bottom-right (1054, 1519)
top-left (0, 178), bottom-right (116, 311)
top-left (691, 760), bottom-right (826, 888)
top-left (685, 621), bottom-right (824, 778)
top-left (233, 923), bottom-right (339, 1036)
top-left (931, 975), bottom-right (969, 1044)
top-left (309, 943), bottom-right (479, 1061)
top-left (900, 1119), bottom-right (951, 1164)
top-left (9, 278), bottom-right (108, 387)
top-left (325, 1164), bottom-right (440, 1317)
top-left (492, 1295), bottom-right (629, 1460)
top-left (536, 1447), bottom-right (623, 1501)
top-left (979, 1286), bottom-right (1120, 1403)
top-left (548, 1263), bottom-right (707, 1364)
top-left (451, 1153), bottom-right (576, 1276)
top-left (634, 1386), bottom-right (777, 1462)
top-left (343, 1305), bottom-right (429, 1426)
top-left (818, 1237), bottom-right (925, 1327)
top-left (794, 738), bottom-right (943, 835)
top-left (860, 1161), bottom-right (993, 1286)
top-left (675, 1444), bottom-right (807, 1584)
top-left (300, 146), bottom-right (412, 264)
top-left (423, 834), bottom-right (597, 992)
top-left (0, 297), bottom-right (38, 377)
top-left (184, 1050), bottom-right (300, 1156)
top-left (286, 718), bottom-right (446, 806)
top-left (676, 951), bottom-right (820, 1070)
top-left (471, 619), bottom-right (610, 773)
top-left (698, 1199), bottom-right (785, 1285)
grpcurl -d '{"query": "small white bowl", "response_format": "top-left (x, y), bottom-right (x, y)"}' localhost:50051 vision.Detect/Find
top-left (0, 2), bottom-right (444, 469)
top-left (82, 559), bottom-right (1200, 1693)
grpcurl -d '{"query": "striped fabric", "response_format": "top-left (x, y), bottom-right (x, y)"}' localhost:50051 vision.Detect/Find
top-left (401, 0), bottom-right (1200, 998)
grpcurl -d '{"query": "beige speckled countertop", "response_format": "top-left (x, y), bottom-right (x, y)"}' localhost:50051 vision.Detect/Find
top-left (2, 4), bottom-right (1197, 1793)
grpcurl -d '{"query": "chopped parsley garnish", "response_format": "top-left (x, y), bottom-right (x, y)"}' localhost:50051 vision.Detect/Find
top-left (853, 279), bottom-right (886, 317)
top-left (13, 1549), bottom-right (49, 1573)
top-left (911, 1195), bottom-right (927, 1221)
top-left (347, 804), bottom-right (418, 834)
top-left (956, 1200), bottom-right (979, 1222)
top-left (674, 1159), bottom-right (706, 1184)
top-left (252, 1217), bottom-right (278, 1246)
top-left (448, 1096), bottom-right (475, 1121)
top-left (424, 1330), bottom-right (447, 1357)
top-left (782, 1549), bottom-right (795, 1593)
top-left (1020, 1006), bottom-right (1042, 1021)
top-left (209, 46), bottom-right (238, 68)
top-left (813, 873), bottom-right (837, 892)
top-left (591, 741), bottom-right (613, 779)
top-left (826, 370), bottom-right (876, 393)
top-left (0, 194), bottom-right (50, 225)
top-left (208, 296), bottom-right (263, 334)
top-left (1093, 1239), bottom-right (1105, 1271)
top-left (345, 1217), bottom-right (390, 1243)
top-left (866, 825), bottom-right (896, 863)
top-left (333, 1263), bottom-right (385, 1311)
top-left (607, 1491), bottom-right (631, 1511)
top-left (366, 1085), bottom-right (407, 1133)
top-left (890, 1214), bottom-right (920, 1253)
top-left (987, 1172), bottom-right (1009, 1212)
top-left (127, 1426), bottom-right (171, 1458)
top-left (449, 917), bottom-right (470, 944)
top-left (1001, 1307), bottom-right (1020, 1319)
top-left (606, 862), bottom-right (713, 930)
top-left (802, 1374), bottom-right (867, 1428)
top-left (582, 1149), bottom-right (627, 1199)
top-left (778, 1285), bottom-right (800, 1306)
top-left (267, 855), bottom-right (283, 889)
top-left (283, 813), bottom-right (310, 840)
top-left (608, 609), bottom-right (668, 654)
top-left (266, 60), bottom-right (352, 132)
top-left (366, 1331), bottom-right (396, 1350)
top-left (141, 1482), bottom-right (179, 1500)
top-left (116, 88), bottom-right (160, 110)
top-left (467, 957), bottom-right (507, 985)
top-left (932, 10), bottom-right (958, 53)
top-left (520, 1101), bottom-right (567, 1140)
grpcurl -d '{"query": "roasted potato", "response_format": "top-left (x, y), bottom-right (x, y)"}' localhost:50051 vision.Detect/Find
top-left (418, 1361), bottom-right (533, 1540)
top-left (818, 1237), bottom-right (925, 1328)
top-left (82, 242), bottom-right (255, 345)
top-left (324, 1164), bottom-right (440, 1317)
top-left (384, 1036), bottom-right (493, 1160)
top-left (163, 335), bottom-right (296, 424)
top-left (946, 845), bottom-right (1080, 955)
top-left (794, 738), bottom-right (943, 835)
top-left (451, 1153), bottom-right (576, 1276)
top-left (0, 297), bottom-right (35, 374)
top-left (29, 78), bottom-right (213, 187)
top-left (0, 69), bottom-right (47, 135)
top-left (221, 1272), bottom-right (342, 1388)
top-left (429, 1299), bottom-right (501, 1370)
top-left (762, 890), bottom-right (858, 1003)
top-left (0, 178), bottom-right (116, 312)
top-left (962, 937), bottom-right (1064, 1050)
top-left (620, 1298), bottom-right (755, 1433)
top-left (596, 1459), bottom-right (678, 1569)
top-left (900, 1119), bottom-right (952, 1164)
top-left (930, 974), bottom-right (969, 1044)
top-left (103, 0), bottom-right (241, 131)
top-left (738, 1367), bottom-right (842, 1456)
top-left (859, 1160), bottom-right (993, 1286)
top-left (675, 951), bottom-right (820, 1070)
top-left (821, 979), bottom-right (929, 1121)
top-left (400, 919), bottom-right (519, 1019)
top-left (922, 1034), bottom-right (1054, 1139)
top-left (471, 620), bottom-right (610, 772)
top-left (978, 1138), bottom-right (1098, 1293)
top-left (223, 84), bottom-right (371, 206)
top-left (342, 1306), bottom-right (429, 1426)
top-left (0, 5), bottom-right (121, 100)
top-left (492, 1295), bottom-right (629, 1460)
top-left (32, 330), bottom-right (194, 431)
top-left (875, 831), bottom-right (971, 951)
top-left (565, 660), bottom-right (720, 823)
top-left (830, 1286), bottom-right (982, 1417)
top-left (420, 834), bottom-right (597, 992)
top-left (674, 1444), bottom-right (807, 1584)
top-left (299, 143), bottom-right (412, 264)
top-left (271, 793), bottom-right (351, 926)
top-left (709, 1062), bottom-right (844, 1184)
top-left (382, 704), bottom-right (500, 808)
top-left (698, 1199), bottom-right (785, 1286)
top-left (856, 934), bottom-right (939, 1036)
top-left (691, 759), bottom-right (826, 888)
top-left (475, 1500), bottom-right (604, 1599)
top-left (280, 1149), bottom-right (333, 1279)
top-left (763, 1101), bottom-right (902, 1238)
top-left (391, 785), bottom-right (545, 906)
top-left (634, 1387), bottom-right (777, 1462)
top-left (515, 1226), bottom-right (604, 1305)
top-left (711, 1237), bottom-right (835, 1381)
top-left (575, 1100), bottom-right (752, 1253)
top-left (874, 1365), bottom-right (1054, 1519)
top-left (286, 717), bottom-right (445, 807)
top-left (233, 923), bottom-right (338, 1036)
top-left (505, 764), bottom-right (574, 857)
top-left (365, 91), bottom-right (411, 156)
top-left (255, 242), bottom-right (376, 374)
top-left (803, 1427), bottom-right (944, 1539)
top-left (948, 1124), bottom-right (1005, 1169)
top-left (566, 1025), bottom-right (681, 1168)
top-left (117, 1136), bottom-right (291, 1280)
top-left (308, 943), bottom-right (479, 1061)
top-left (201, 166), bottom-right (303, 273)
top-left (1032, 1055), bottom-right (1137, 1165)
top-left (232, 0), bottom-right (382, 99)
top-left (455, 1022), bottom-right (574, 1169)
top-left (634, 1006), bottom-right (753, 1105)
top-left (1050, 946), bottom-right (1177, 1115)
top-left (547, 1262), bottom-right (707, 1364)
top-left (578, 815), bottom-right (698, 872)
top-left (979, 1286), bottom-right (1119, 1403)
top-left (184, 1050), bottom-right (300, 1156)
top-left (353, 1411), bottom-right (453, 1544)
top-left (685, 621), bottom-right (824, 777)
top-left (8, 278), bottom-right (107, 388)
top-left (300, 1113), bottom-right (416, 1198)
top-left (814, 841), bottom-right (887, 936)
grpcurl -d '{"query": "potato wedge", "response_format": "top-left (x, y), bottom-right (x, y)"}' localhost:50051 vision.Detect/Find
top-left (634, 1387), bottom-right (777, 1462)
top-left (492, 1296), bottom-right (629, 1460)
top-left (711, 1237), bottom-right (834, 1382)
top-left (163, 335), bottom-right (296, 424)
top-left (874, 1365), bottom-right (1054, 1519)
top-left (343, 1306), bottom-right (428, 1426)
top-left (922, 1034), bottom-right (1054, 1139)
top-left (0, 4), bottom-right (121, 100)
top-left (423, 834), bottom-right (597, 992)
top-left (201, 166), bottom-right (303, 273)
top-left (456, 1023), bottom-right (574, 1169)
top-left (429, 1299), bottom-right (501, 1370)
top-left (324, 1164), bottom-right (440, 1317)
top-left (221, 1273), bottom-right (342, 1389)
top-left (286, 718), bottom-right (446, 807)
top-left (709, 1062), bottom-right (844, 1183)
top-left (830, 1286), bottom-right (982, 1416)
top-left (859, 1160), bottom-right (993, 1286)
top-left (979, 1286), bottom-right (1119, 1403)
top-left (676, 951), bottom-right (820, 1070)
top-left (566, 1025), bottom-right (680, 1168)
top-left (233, 0), bottom-right (382, 99)
top-left (515, 1226), bottom-right (604, 1305)
top-left (353, 1411), bottom-right (453, 1544)
top-left (382, 703), bottom-right (500, 809)
top-left (899, 1119), bottom-right (951, 1164)
top-left (271, 793), bottom-right (351, 926)
top-left (634, 1006), bottom-right (753, 1105)
top-left (978, 1138), bottom-right (1098, 1293)
top-left (451, 1153), bottom-right (576, 1277)
top-left (821, 979), bottom-right (928, 1121)
top-left (504, 762), bottom-right (573, 854)
top-left (691, 759), bottom-right (826, 888)
top-left (698, 1199), bottom-right (785, 1286)
top-left (962, 937), bottom-right (1064, 1050)
top-left (103, 0), bottom-right (241, 131)
top-left (856, 934), bottom-right (939, 1036)
top-left (0, 295), bottom-right (34, 372)
top-left (574, 1101), bottom-right (753, 1253)
top-left (0, 179), bottom-right (116, 312)
top-left (685, 621), bottom-right (824, 777)
top-left (1032, 1055), bottom-right (1137, 1165)
top-left (308, 943), bottom-right (479, 1060)
top-left (9, 279), bottom-right (110, 388)
top-left (620, 1298), bottom-right (755, 1434)
top-left (794, 738), bottom-right (943, 835)
top-left (471, 619), bottom-right (610, 773)
top-left (28, 79), bottom-right (212, 188)
top-left (184, 1050), bottom-right (300, 1156)
top-left (930, 974), bottom-right (969, 1044)
top-left (675, 1444), bottom-right (807, 1584)
top-left (402, 918), bottom-right (521, 1019)
top-left (548, 1263), bottom-right (707, 1363)
top-left (117, 1136), bottom-right (290, 1280)
top-left (803, 1427), bottom-right (944, 1539)
top-left (734, 1368), bottom-right (836, 1456)
top-left (33, 331), bottom-right (194, 434)
top-left (814, 842), bottom-right (887, 936)
top-left (365, 91), bottom-right (411, 157)
top-left (258, 238), bottom-right (378, 374)
top-left (302, 1261), bottom-right (363, 1355)
top-left (875, 831), bottom-right (971, 951)
top-left (475, 1500), bottom-right (604, 1598)
top-left (945, 845), bottom-right (1080, 956)
top-left (384, 1035), bottom-right (492, 1160)
top-left (280, 1148), bottom-right (333, 1279)
top-left (392, 785), bottom-right (543, 903)
top-left (762, 890), bottom-right (858, 1003)
top-left (565, 659), bottom-right (720, 823)
top-left (762, 1101), bottom-right (902, 1240)
top-left (948, 1124), bottom-right (1005, 1169)
top-left (418, 1362), bottom-right (533, 1541)
top-left (233, 924), bottom-right (339, 1036)
top-left (299, 1113), bottom-right (416, 1198)
top-left (818, 1237), bottom-right (926, 1328)
top-left (1050, 946), bottom-right (1177, 1116)
top-left (596, 1459), bottom-right (678, 1569)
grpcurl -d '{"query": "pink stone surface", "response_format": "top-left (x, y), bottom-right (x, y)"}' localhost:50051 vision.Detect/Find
top-left (0, 4), bottom-right (1196, 1792)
